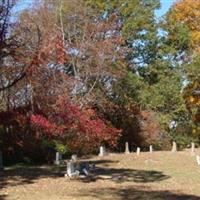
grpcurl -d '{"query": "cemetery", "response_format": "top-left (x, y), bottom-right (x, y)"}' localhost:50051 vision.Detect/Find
top-left (1, 143), bottom-right (200, 200)
top-left (1, 0), bottom-right (200, 199)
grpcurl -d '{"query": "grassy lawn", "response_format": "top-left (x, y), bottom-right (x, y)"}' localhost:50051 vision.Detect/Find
top-left (1, 149), bottom-right (200, 200)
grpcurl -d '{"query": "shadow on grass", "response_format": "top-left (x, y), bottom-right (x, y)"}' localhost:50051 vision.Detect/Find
top-left (0, 159), bottom-right (114, 189)
top-left (0, 159), bottom-right (170, 191)
top-left (87, 159), bottom-right (119, 167)
top-left (0, 195), bottom-right (7, 200)
top-left (95, 168), bottom-right (170, 183)
top-left (0, 164), bottom-right (66, 189)
top-left (77, 187), bottom-right (200, 200)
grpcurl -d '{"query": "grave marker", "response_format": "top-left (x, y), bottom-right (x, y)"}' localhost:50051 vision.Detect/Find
top-left (71, 154), bottom-right (77, 162)
top-left (149, 145), bottom-right (153, 153)
top-left (196, 155), bottom-right (200, 166)
top-left (99, 146), bottom-right (106, 157)
top-left (191, 142), bottom-right (195, 155)
top-left (136, 147), bottom-right (140, 155)
top-left (125, 142), bottom-right (130, 154)
top-left (171, 141), bottom-right (177, 153)
top-left (66, 161), bottom-right (79, 178)
top-left (54, 152), bottom-right (62, 165)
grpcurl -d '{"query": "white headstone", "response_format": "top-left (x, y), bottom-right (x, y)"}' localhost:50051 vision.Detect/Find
top-left (66, 161), bottom-right (79, 178)
top-left (54, 152), bottom-right (62, 165)
top-left (196, 155), bottom-right (200, 166)
top-left (136, 147), bottom-right (140, 155)
top-left (149, 145), bottom-right (153, 153)
top-left (99, 146), bottom-right (106, 157)
top-left (171, 141), bottom-right (177, 153)
top-left (191, 142), bottom-right (195, 155)
top-left (71, 154), bottom-right (77, 162)
top-left (125, 142), bottom-right (130, 154)
top-left (0, 151), bottom-right (3, 170)
top-left (80, 162), bottom-right (89, 175)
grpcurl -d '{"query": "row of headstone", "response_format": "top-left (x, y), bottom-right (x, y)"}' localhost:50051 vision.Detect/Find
top-left (123, 143), bottom-right (152, 155)
top-left (123, 142), bottom-right (195, 154)
top-left (171, 141), bottom-right (196, 154)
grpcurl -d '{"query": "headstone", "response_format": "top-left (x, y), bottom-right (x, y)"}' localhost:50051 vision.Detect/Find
top-left (71, 154), bottom-right (77, 162)
top-left (0, 151), bottom-right (3, 170)
top-left (54, 152), bottom-right (62, 165)
top-left (136, 147), bottom-right (140, 155)
top-left (149, 145), bottom-right (153, 153)
top-left (196, 155), bottom-right (200, 166)
top-left (99, 146), bottom-right (106, 157)
top-left (125, 142), bottom-right (130, 154)
top-left (66, 161), bottom-right (79, 178)
top-left (80, 162), bottom-right (89, 175)
top-left (191, 142), bottom-right (195, 155)
top-left (171, 141), bottom-right (177, 153)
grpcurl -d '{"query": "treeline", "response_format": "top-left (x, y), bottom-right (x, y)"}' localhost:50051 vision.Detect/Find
top-left (0, 0), bottom-right (199, 164)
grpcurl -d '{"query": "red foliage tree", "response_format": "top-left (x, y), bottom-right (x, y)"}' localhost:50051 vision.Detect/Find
top-left (30, 97), bottom-right (121, 153)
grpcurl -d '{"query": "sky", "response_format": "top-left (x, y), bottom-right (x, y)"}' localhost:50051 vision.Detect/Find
top-left (156, 0), bottom-right (177, 17)
top-left (14, 0), bottom-right (177, 16)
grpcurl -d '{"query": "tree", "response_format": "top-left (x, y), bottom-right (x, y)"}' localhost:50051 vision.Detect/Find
top-left (0, 0), bottom-right (123, 161)
top-left (165, 0), bottom-right (200, 143)
top-left (167, 0), bottom-right (200, 53)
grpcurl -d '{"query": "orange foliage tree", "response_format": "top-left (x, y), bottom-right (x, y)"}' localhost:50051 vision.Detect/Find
top-left (168, 0), bottom-right (200, 52)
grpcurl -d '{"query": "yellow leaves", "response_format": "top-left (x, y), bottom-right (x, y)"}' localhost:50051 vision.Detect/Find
top-left (188, 95), bottom-right (200, 106)
top-left (189, 96), bottom-right (195, 103)
top-left (170, 0), bottom-right (200, 51)
top-left (191, 31), bottom-right (200, 51)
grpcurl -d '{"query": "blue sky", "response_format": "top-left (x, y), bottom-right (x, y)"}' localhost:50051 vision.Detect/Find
top-left (13, 0), bottom-right (33, 13)
top-left (156, 0), bottom-right (177, 17)
top-left (14, 0), bottom-right (176, 15)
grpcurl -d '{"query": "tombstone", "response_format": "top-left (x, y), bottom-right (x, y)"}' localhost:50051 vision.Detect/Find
top-left (149, 145), bottom-right (153, 153)
top-left (65, 161), bottom-right (79, 178)
top-left (99, 146), bottom-right (106, 157)
top-left (125, 142), bottom-right (130, 154)
top-left (196, 155), bottom-right (200, 166)
top-left (136, 147), bottom-right (140, 155)
top-left (0, 151), bottom-right (3, 170)
top-left (171, 141), bottom-right (177, 153)
top-left (80, 162), bottom-right (89, 175)
top-left (71, 154), bottom-right (77, 162)
top-left (54, 152), bottom-right (62, 165)
top-left (191, 142), bottom-right (195, 155)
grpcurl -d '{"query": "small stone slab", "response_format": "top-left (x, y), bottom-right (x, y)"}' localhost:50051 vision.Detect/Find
top-left (71, 154), bottom-right (77, 162)
top-left (196, 155), bottom-right (200, 166)
top-left (125, 142), bottom-right (130, 154)
top-left (98, 146), bottom-right (107, 157)
top-left (54, 152), bottom-right (62, 165)
top-left (171, 141), bottom-right (177, 153)
top-left (191, 142), bottom-right (195, 155)
top-left (136, 147), bottom-right (140, 155)
top-left (66, 161), bottom-right (80, 178)
top-left (149, 145), bottom-right (153, 153)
